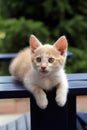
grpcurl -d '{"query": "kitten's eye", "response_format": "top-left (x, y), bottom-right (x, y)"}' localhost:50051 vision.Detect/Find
top-left (48, 58), bottom-right (54, 63)
top-left (36, 57), bottom-right (41, 62)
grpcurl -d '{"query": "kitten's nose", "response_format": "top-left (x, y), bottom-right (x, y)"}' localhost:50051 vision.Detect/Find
top-left (41, 66), bottom-right (46, 71)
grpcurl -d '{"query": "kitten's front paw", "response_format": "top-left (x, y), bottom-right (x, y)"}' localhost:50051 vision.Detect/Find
top-left (36, 95), bottom-right (48, 109)
top-left (55, 95), bottom-right (67, 107)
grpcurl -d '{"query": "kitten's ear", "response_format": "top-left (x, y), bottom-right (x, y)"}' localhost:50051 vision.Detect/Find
top-left (29, 35), bottom-right (41, 53)
top-left (53, 36), bottom-right (68, 55)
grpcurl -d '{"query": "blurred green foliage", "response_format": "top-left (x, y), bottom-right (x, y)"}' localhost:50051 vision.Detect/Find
top-left (0, 0), bottom-right (87, 75)
top-left (0, 18), bottom-right (50, 53)
top-left (66, 47), bottom-right (87, 73)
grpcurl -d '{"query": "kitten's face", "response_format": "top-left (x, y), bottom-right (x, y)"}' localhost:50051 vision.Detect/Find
top-left (31, 45), bottom-right (65, 75)
top-left (30, 35), bottom-right (68, 75)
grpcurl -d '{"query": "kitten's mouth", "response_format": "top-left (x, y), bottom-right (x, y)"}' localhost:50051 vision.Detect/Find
top-left (40, 70), bottom-right (49, 74)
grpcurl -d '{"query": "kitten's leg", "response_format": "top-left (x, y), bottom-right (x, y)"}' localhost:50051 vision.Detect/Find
top-left (24, 77), bottom-right (48, 109)
top-left (32, 87), bottom-right (48, 109)
top-left (55, 83), bottom-right (68, 107)
top-left (25, 84), bottom-right (48, 109)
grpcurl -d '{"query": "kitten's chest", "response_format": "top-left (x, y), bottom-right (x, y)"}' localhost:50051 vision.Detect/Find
top-left (35, 76), bottom-right (58, 90)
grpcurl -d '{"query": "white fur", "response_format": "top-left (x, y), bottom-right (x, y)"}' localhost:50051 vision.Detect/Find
top-left (23, 68), bottom-right (68, 109)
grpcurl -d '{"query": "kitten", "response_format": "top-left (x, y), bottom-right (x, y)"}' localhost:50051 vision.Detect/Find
top-left (9, 35), bottom-right (68, 109)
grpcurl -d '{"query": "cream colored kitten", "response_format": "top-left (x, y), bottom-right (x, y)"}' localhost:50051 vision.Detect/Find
top-left (9, 35), bottom-right (68, 109)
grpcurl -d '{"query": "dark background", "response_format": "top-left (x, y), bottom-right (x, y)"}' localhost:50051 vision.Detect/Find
top-left (0, 0), bottom-right (87, 74)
